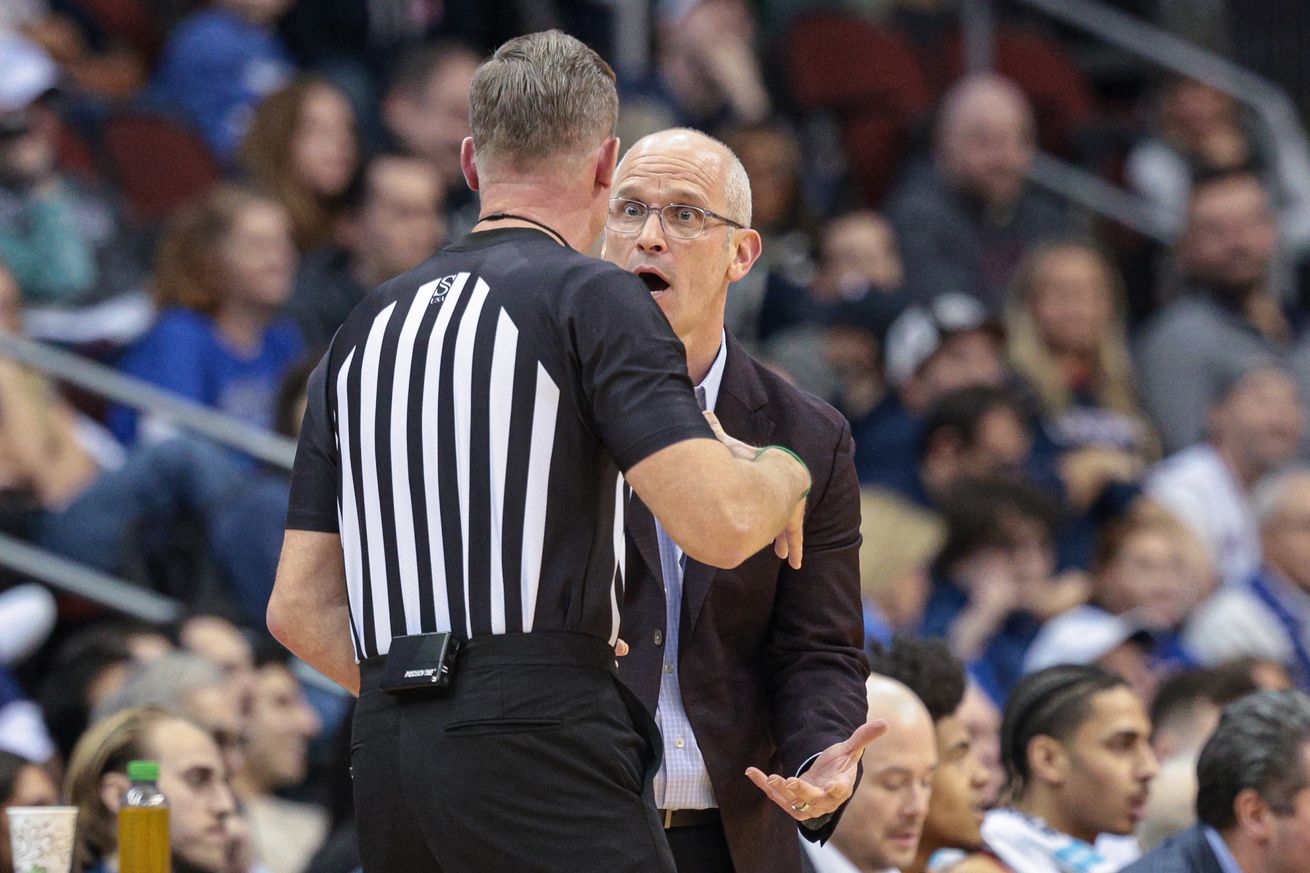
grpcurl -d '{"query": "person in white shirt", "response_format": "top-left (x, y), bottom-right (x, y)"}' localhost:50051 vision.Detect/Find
top-left (953, 665), bottom-right (1158, 873)
top-left (1186, 467), bottom-right (1310, 679)
top-left (1145, 362), bottom-right (1304, 586)
top-left (802, 676), bottom-right (937, 873)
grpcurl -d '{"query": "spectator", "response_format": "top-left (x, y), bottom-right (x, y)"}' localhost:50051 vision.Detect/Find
top-left (1185, 468), bottom-right (1310, 684)
top-left (886, 73), bottom-right (1080, 312)
top-left (381, 42), bottom-right (481, 232)
top-left (110, 185), bottom-right (304, 445)
top-left (151, 0), bottom-right (295, 163)
top-left (0, 751), bottom-right (59, 873)
top-left (0, 261), bottom-right (296, 615)
top-left (801, 676), bottom-right (937, 873)
top-left (1150, 664), bottom-right (1259, 763)
top-left (1007, 241), bottom-right (1157, 460)
top-left (869, 638), bottom-right (992, 873)
top-left (656, 0), bottom-right (771, 127)
top-left (959, 665), bottom-right (1157, 873)
top-left (1136, 170), bottom-right (1294, 454)
top-left (1126, 77), bottom-right (1310, 256)
top-left (0, 35), bottom-right (147, 308)
top-left (38, 622), bottom-right (173, 762)
top-left (66, 706), bottom-right (237, 873)
top-left (765, 210), bottom-right (908, 417)
top-left (1145, 363), bottom-right (1304, 585)
top-left (285, 153), bottom-right (445, 352)
top-left (717, 120), bottom-right (815, 350)
top-left (93, 653), bottom-right (247, 780)
top-left (958, 681), bottom-right (1005, 809)
top-left (1023, 507), bottom-right (1204, 698)
top-left (179, 614), bottom-right (256, 719)
top-left (231, 650), bottom-right (324, 873)
top-left (923, 475), bottom-right (1087, 705)
top-left (856, 304), bottom-right (1008, 490)
top-left (1122, 690), bottom-right (1310, 873)
top-left (240, 76), bottom-right (361, 253)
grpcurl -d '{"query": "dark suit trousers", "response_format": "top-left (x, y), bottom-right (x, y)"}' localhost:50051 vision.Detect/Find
top-left (666, 819), bottom-right (736, 873)
top-left (350, 633), bottom-right (676, 873)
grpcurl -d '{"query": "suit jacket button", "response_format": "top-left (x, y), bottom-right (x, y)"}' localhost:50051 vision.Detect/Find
top-left (653, 629), bottom-right (664, 646)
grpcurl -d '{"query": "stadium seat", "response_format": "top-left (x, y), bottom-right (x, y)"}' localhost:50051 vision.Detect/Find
top-left (103, 112), bottom-right (219, 222)
top-left (779, 13), bottom-right (933, 203)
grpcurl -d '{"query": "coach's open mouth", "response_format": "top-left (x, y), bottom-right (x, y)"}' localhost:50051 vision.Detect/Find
top-left (634, 267), bottom-right (671, 294)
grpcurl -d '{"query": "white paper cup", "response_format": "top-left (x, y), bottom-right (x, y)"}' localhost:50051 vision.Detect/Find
top-left (6, 806), bottom-right (77, 873)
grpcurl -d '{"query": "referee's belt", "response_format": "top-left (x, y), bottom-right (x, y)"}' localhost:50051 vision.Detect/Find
top-left (659, 808), bottom-right (721, 829)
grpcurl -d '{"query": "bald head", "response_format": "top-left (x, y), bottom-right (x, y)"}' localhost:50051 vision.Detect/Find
top-left (832, 676), bottom-right (938, 870)
top-left (618, 128), bottom-right (752, 227)
top-left (937, 74), bottom-right (1035, 209)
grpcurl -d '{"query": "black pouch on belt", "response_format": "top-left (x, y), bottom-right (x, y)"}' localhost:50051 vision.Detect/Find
top-left (380, 632), bottom-right (460, 695)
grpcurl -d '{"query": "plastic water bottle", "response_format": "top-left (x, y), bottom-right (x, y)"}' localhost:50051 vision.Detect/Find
top-left (118, 760), bottom-right (171, 873)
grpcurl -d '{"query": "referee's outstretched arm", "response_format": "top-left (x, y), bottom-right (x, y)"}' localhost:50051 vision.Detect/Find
top-left (625, 426), bottom-right (811, 570)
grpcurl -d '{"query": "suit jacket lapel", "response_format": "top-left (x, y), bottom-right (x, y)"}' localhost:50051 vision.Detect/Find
top-left (680, 333), bottom-right (773, 650)
top-left (627, 493), bottom-right (663, 594)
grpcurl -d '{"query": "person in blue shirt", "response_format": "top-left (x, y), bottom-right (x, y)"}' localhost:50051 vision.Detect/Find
top-left (921, 475), bottom-right (1089, 706)
top-left (151, 0), bottom-right (296, 163)
top-left (111, 185), bottom-right (305, 445)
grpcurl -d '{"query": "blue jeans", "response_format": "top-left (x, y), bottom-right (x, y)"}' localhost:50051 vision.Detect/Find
top-left (32, 437), bottom-right (249, 577)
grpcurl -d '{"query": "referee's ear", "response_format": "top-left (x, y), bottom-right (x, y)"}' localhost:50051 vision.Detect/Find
top-left (595, 136), bottom-right (621, 191)
top-left (461, 137), bottom-right (481, 192)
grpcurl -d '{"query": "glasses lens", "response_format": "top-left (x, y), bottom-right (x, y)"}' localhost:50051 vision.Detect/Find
top-left (608, 199), bottom-right (647, 232)
top-left (661, 205), bottom-right (706, 239)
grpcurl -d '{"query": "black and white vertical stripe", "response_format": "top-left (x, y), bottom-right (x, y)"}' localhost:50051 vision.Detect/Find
top-left (331, 272), bottom-right (620, 657)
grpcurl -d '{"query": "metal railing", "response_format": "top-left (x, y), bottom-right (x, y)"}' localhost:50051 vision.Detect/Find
top-left (961, 0), bottom-right (1310, 244)
top-left (0, 331), bottom-right (297, 621)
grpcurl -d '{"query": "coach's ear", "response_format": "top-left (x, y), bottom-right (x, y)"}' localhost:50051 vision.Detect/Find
top-left (595, 136), bottom-right (620, 192)
top-left (461, 137), bottom-right (480, 192)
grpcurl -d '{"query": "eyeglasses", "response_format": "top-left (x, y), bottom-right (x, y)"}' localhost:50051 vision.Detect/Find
top-left (606, 198), bottom-right (745, 240)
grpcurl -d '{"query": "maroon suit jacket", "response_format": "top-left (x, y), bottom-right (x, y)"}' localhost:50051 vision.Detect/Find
top-left (618, 333), bottom-right (868, 873)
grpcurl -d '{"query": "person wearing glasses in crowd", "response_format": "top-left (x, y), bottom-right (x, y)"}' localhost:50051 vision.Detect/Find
top-left (603, 127), bottom-right (873, 873)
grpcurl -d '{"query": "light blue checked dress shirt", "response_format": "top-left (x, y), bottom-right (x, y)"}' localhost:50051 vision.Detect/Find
top-left (651, 337), bottom-right (726, 810)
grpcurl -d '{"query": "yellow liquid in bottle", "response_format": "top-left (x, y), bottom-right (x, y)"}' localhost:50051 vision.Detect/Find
top-left (118, 806), bottom-right (171, 873)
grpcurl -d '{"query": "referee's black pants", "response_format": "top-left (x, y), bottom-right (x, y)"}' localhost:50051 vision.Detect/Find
top-left (351, 632), bottom-right (677, 873)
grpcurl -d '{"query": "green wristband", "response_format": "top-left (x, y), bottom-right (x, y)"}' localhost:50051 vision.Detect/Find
top-left (754, 444), bottom-right (811, 497)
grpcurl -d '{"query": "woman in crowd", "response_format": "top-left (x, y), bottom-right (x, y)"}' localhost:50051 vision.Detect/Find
top-left (1023, 504), bottom-right (1207, 702)
top-left (110, 185), bottom-right (304, 444)
top-left (240, 76), bottom-right (361, 253)
top-left (1007, 240), bottom-right (1158, 461)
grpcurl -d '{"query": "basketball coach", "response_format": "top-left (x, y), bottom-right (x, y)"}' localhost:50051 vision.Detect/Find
top-left (267, 31), bottom-right (814, 873)
top-left (604, 129), bottom-right (875, 873)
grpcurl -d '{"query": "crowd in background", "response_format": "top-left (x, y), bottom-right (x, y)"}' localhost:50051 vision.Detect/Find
top-left (7, 0), bottom-right (1310, 871)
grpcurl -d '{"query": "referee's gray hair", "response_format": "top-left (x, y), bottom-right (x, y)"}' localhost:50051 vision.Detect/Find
top-left (1252, 466), bottom-right (1310, 528)
top-left (91, 653), bottom-right (225, 724)
top-left (469, 30), bottom-right (618, 167)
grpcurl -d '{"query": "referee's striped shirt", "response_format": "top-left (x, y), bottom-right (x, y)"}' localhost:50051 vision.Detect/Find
top-left (285, 227), bottom-right (713, 660)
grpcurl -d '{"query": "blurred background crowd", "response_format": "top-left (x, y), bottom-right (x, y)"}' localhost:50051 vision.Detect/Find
top-left (7, 0), bottom-right (1310, 871)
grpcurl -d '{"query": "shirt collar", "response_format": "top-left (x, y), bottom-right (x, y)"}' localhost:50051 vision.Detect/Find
top-left (799, 837), bottom-right (888, 873)
top-left (696, 331), bottom-right (728, 414)
top-left (1203, 826), bottom-right (1247, 873)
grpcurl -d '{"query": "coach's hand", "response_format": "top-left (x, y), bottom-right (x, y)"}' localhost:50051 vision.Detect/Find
top-left (745, 719), bottom-right (887, 821)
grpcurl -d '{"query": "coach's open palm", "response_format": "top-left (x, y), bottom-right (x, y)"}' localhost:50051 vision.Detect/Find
top-left (745, 719), bottom-right (887, 821)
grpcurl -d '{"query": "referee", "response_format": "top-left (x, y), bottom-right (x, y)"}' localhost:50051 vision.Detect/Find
top-left (267, 31), bottom-right (812, 873)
